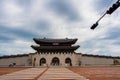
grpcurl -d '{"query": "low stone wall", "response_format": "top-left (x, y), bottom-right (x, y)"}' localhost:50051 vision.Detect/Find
top-left (81, 56), bottom-right (120, 66)
top-left (0, 56), bottom-right (30, 67)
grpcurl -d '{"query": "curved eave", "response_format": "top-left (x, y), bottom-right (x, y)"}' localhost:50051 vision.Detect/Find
top-left (31, 45), bottom-right (80, 51)
top-left (33, 38), bottom-right (78, 44)
top-left (31, 45), bottom-right (39, 51)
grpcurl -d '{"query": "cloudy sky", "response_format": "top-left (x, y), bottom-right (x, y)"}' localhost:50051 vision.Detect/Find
top-left (0, 0), bottom-right (120, 56)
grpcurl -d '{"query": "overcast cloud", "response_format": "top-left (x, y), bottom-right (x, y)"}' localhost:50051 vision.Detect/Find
top-left (0, 0), bottom-right (120, 56)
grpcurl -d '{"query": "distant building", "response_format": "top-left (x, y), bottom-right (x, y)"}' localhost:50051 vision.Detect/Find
top-left (0, 38), bottom-right (120, 67)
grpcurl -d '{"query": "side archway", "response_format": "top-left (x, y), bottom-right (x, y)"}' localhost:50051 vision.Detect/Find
top-left (40, 58), bottom-right (46, 66)
top-left (33, 58), bottom-right (36, 66)
top-left (65, 58), bottom-right (72, 66)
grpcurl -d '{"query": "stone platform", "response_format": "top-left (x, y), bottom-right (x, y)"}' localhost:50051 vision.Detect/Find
top-left (0, 67), bottom-right (88, 80)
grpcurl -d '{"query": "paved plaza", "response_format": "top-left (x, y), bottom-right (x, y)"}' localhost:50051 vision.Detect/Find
top-left (38, 67), bottom-right (88, 80)
top-left (0, 66), bottom-right (120, 80)
top-left (0, 68), bottom-right (47, 80)
top-left (0, 67), bottom-right (88, 80)
top-left (69, 66), bottom-right (120, 80)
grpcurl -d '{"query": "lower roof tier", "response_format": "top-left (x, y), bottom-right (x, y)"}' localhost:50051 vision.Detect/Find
top-left (31, 45), bottom-right (80, 52)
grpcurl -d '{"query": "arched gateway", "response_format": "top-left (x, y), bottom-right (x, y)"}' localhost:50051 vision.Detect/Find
top-left (51, 57), bottom-right (60, 66)
top-left (31, 38), bottom-right (80, 67)
top-left (65, 58), bottom-right (72, 66)
top-left (40, 58), bottom-right (46, 66)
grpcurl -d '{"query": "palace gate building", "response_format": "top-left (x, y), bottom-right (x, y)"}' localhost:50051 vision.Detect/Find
top-left (31, 38), bottom-right (81, 67)
top-left (0, 38), bottom-right (120, 67)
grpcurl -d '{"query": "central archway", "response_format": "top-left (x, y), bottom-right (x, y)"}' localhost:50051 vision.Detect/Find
top-left (51, 57), bottom-right (60, 66)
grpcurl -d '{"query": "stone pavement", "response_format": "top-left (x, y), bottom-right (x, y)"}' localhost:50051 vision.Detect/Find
top-left (0, 68), bottom-right (47, 80)
top-left (38, 67), bottom-right (88, 80)
top-left (0, 67), bottom-right (88, 80)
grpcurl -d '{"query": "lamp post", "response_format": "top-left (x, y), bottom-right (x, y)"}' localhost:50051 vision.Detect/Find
top-left (90, 0), bottom-right (120, 30)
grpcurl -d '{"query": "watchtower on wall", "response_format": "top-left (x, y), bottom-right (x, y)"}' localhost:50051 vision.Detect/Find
top-left (31, 38), bottom-right (81, 67)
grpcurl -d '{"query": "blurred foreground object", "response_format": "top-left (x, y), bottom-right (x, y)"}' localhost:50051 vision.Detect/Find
top-left (90, 0), bottom-right (120, 30)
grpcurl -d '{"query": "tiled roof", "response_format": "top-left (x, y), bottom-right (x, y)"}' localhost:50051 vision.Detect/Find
top-left (0, 54), bottom-right (29, 59)
top-left (31, 45), bottom-right (80, 51)
top-left (33, 38), bottom-right (78, 44)
top-left (82, 54), bottom-right (120, 59)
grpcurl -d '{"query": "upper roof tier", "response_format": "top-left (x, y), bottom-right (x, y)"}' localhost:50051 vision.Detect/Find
top-left (33, 38), bottom-right (78, 45)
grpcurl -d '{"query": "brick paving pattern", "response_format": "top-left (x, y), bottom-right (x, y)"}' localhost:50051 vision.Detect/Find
top-left (0, 68), bottom-right (47, 80)
top-left (0, 68), bottom-right (27, 76)
top-left (69, 66), bottom-right (120, 80)
top-left (1, 66), bottom-right (119, 80)
top-left (38, 67), bottom-right (88, 80)
top-left (0, 67), bottom-right (88, 80)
